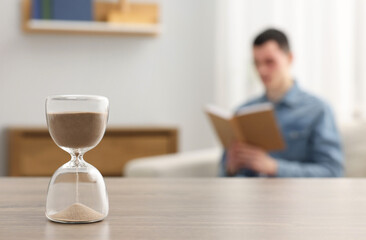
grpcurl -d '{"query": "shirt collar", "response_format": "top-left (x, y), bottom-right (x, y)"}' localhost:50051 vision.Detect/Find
top-left (261, 81), bottom-right (301, 108)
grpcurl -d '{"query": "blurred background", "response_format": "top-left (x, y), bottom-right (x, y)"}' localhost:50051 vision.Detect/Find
top-left (1, 0), bottom-right (365, 177)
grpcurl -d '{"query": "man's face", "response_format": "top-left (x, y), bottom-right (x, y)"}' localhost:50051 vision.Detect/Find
top-left (253, 40), bottom-right (292, 90)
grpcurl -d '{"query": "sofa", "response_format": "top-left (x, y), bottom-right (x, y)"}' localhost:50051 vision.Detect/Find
top-left (124, 121), bottom-right (366, 177)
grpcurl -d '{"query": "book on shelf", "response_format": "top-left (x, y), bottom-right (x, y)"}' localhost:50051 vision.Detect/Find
top-left (53, 0), bottom-right (93, 21)
top-left (32, 0), bottom-right (42, 19)
top-left (41, 0), bottom-right (52, 19)
top-left (205, 103), bottom-right (285, 151)
top-left (32, 0), bottom-right (93, 21)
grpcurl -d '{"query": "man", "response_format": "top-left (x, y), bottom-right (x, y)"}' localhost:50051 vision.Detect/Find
top-left (221, 28), bottom-right (344, 177)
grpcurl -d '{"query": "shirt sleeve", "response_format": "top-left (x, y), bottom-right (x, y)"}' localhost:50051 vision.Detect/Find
top-left (275, 104), bottom-right (344, 177)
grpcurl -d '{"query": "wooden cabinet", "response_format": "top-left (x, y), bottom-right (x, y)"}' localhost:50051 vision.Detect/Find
top-left (8, 127), bottom-right (178, 176)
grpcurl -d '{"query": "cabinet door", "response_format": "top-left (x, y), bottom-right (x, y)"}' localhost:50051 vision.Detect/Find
top-left (8, 128), bottom-right (178, 176)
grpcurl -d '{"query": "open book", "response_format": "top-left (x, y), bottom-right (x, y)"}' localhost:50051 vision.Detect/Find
top-left (205, 103), bottom-right (285, 151)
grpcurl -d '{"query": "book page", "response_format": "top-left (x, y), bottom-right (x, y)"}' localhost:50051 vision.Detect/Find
top-left (236, 102), bottom-right (273, 116)
top-left (205, 105), bottom-right (233, 120)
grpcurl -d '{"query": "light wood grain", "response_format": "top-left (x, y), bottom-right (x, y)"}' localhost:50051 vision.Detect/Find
top-left (1, 178), bottom-right (366, 239)
top-left (8, 127), bottom-right (178, 176)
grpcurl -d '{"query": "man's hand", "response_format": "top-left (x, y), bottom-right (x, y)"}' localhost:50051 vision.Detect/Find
top-left (227, 142), bottom-right (278, 176)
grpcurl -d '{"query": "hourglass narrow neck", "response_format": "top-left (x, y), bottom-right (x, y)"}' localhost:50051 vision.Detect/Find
top-left (68, 152), bottom-right (87, 168)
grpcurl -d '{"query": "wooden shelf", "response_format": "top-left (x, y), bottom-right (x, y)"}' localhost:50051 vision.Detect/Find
top-left (21, 0), bottom-right (161, 36)
top-left (25, 19), bottom-right (161, 36)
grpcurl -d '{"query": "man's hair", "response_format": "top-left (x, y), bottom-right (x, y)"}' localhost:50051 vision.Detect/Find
top-left (253, 28), bottom-right (291, 53)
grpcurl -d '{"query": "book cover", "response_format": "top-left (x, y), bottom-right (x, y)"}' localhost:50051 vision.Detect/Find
top-left (206, 103), bottom-right (285, 151)
top-left (53, 0), bottom-right (93, 21)
top-left (41, 0), bottom-right (52, 19)
top-left (32, 0), bottom-right (42, 19)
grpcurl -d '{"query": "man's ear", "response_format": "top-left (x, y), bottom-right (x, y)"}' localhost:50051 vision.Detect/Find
top-left (287, 52), bottom-right (294, 64)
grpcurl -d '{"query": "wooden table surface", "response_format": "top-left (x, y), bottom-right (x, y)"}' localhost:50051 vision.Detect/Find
top-left (1, 178), bottom-right (366, 240)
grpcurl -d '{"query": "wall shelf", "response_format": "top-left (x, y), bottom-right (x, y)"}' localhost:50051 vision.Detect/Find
top-left (25, 19), bottom-right (160, 36)
top-left (21, 0), bottom-right (161, 36)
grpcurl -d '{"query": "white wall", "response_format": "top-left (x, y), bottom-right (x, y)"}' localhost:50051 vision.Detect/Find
top-left (0, 0), bottom-right (218, 175)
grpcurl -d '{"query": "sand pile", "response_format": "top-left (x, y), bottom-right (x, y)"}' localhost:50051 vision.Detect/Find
top-left (50, 203), bottom-right (104, 222)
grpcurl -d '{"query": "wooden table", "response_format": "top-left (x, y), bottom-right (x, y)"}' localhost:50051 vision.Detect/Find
top-left (1, 178), bottom-right (366, 239)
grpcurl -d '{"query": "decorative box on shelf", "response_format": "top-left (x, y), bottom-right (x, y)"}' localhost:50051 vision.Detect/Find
top-left (21, 0), bottom-right (161, 36)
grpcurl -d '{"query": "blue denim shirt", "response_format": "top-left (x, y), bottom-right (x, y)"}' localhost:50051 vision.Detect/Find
top-left (220, 82), bottom-right (344, 177)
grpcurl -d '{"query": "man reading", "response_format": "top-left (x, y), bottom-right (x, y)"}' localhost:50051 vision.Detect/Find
top-left (221, 28), bottom-right (344, 177)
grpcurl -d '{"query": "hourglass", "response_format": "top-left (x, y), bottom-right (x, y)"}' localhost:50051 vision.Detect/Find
top-left (45, 95), bottom-right (109, 223)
